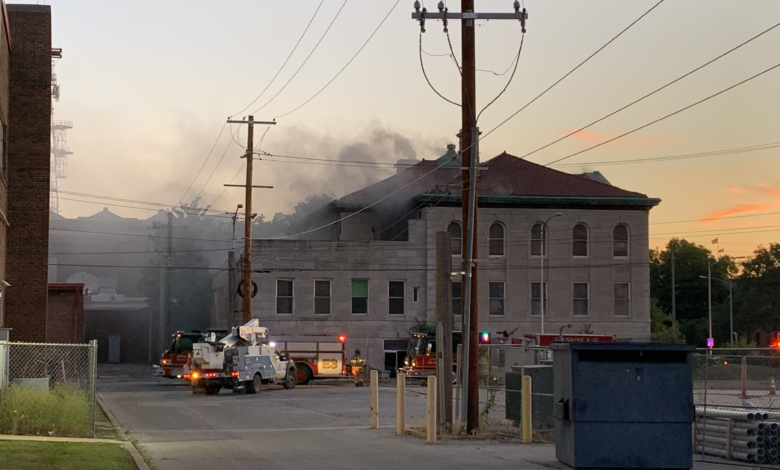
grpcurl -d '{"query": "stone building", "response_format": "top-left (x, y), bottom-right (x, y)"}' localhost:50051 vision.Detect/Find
top-left (211, 149), bottom-right (660, 372)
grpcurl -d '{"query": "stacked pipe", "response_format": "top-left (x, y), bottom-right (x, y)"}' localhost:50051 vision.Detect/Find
top-left (695, 407), bottom-right (780, 464)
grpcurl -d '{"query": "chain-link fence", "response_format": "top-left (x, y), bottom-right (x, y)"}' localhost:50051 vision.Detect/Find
top-left (453, 344), bottom-right (554, 439)
top-left (694, 348), bottom-right (780, 411)
top-left (0, 340), bottom-right (97, 438)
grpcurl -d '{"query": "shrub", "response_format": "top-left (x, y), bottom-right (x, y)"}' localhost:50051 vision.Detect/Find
top-left (0, 384), bottom-right (90, 437)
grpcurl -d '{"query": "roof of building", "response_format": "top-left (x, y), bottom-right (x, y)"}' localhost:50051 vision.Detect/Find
top-left (338, 151), bottom-right (655, 209)
top-left (78, 207), bottom-right (130, 220)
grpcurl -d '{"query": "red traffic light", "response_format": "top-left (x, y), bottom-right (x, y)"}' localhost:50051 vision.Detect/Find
top-left (338, 334), bottom-right (346, 343)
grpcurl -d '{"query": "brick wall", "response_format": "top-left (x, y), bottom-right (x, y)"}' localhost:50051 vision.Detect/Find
top-left (47, 283), bottom-right (84, 343)
top-left (4, 5), bottom-right (51, 341)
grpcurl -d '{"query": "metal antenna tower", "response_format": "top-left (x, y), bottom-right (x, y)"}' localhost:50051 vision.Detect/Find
top-left (50, 48), bottom-right (72, 214)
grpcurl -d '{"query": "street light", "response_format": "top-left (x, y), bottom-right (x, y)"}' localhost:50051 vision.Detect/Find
top-left (231, 204), bottom-right (243, 250)
top-left (700, 275), bottom-right (735, 346)
top-left (540, 212), bottom-right (562, 335)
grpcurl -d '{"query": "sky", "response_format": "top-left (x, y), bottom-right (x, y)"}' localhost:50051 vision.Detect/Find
top-left (18, 0), bottom-right (780, 258)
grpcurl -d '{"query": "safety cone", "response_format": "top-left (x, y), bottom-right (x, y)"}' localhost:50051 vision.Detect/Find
top-left (770, 377), bottom-right (776, 396)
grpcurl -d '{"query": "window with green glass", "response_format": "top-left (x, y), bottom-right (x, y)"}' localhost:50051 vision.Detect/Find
top-left (352, 279), bottom-right (368, 314)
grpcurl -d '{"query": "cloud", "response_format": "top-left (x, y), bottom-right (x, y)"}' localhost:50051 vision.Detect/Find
top-left (700, 203), bottom-right (778, 224)
top-left (700, 182), bottom-right (780, 224)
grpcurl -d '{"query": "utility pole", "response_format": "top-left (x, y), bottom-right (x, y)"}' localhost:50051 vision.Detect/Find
top-left (228, 250), bottom-right (236, 331)
top-left (225, 116), bottom-right (275, 324)
top-left (435, 231), bottom-right (453, 433)
top-left (413, 0), bottom-right (526, 434)
top-left (158, 210), bottom-right (173, 357)
top-left (671, 250), bottom-right (676, 332)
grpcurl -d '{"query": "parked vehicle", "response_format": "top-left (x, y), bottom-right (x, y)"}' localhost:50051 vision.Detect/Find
top-left (270, 334), bottom-right (347, 385)
top-left (398, 331), bottom-right (462, 381)
top-left (152, 329), bottom-right (228, 379)
top-left (185, 319), bottom-right (296, 395)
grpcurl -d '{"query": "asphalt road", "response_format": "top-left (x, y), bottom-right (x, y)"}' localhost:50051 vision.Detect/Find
top-left (98, 365), bottom-right (751, 470)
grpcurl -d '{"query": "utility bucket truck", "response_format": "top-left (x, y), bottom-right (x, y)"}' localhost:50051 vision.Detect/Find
top-left (186, 319), bottom-right (297, 395)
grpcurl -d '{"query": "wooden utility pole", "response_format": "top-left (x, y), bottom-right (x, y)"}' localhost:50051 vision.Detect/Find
top-left (413, 1), bottom-right (526, 434)
top-left (228, 250), bottom-right (236, 330)
top-left (435, 231), bottom-right (453, 432)
top-left (225, 116), bottom-right (276, 324)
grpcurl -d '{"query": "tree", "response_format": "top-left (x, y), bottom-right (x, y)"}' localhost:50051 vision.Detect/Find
top-left (138, 199), bottom-right (231, 335)
top-left (650, 239), bottom-right (735, 346)
top-left (650, 298), bottom-right (685, 344)
top-left (732, 243), bottom-right (780, 340)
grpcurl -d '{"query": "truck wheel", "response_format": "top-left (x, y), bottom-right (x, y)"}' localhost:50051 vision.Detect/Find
top-left (283, 367), bottom-right (297, 389)
top-left (205, 383), bottom-right (221, 395)
top-left (296, 363), bottom-right (313, 385)
top-left (248, 373), bottom-right (262, 394)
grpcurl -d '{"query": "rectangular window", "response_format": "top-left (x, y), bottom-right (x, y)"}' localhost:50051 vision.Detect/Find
top-left (573, 283), bottom-right (589, 317)
top-left (276, 279), bottom-right (293, 315)
top-left (352, 279), bottom-right (369, 314)
top-left (531, 282), bottom-right (548, 317)
top-left (489, 282), bottom-right (505, 316)
top-left (389, 281), bottom-right (405, 315)
top-left (452, 281), bottom-right (462, 317)
top-left (314, 280), bottom-right (331, 315)
top-left (615, 283), bottom-right (630, 317)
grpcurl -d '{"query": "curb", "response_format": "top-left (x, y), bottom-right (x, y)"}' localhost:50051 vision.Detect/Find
top-left (97, 394), bottom-right (150, 470)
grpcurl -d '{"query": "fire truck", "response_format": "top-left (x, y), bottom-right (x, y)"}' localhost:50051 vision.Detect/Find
top-left (152, 329), bottom-right (227, 379)
top-left (517, 333), bottom-right (616, 363)
top-left (270, 334), bottom-right (348, 385)
top-left (398, 331), bottom-right (463, 381)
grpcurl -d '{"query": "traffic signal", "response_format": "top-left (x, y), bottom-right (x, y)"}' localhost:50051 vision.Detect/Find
top-left (479, 331), bottom-right (491, 344)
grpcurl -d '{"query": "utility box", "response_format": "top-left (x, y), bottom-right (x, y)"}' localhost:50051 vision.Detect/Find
top-left (506, 365), bottom-right (554, 428)
top-left (553, 343), bottom-right (694, 469)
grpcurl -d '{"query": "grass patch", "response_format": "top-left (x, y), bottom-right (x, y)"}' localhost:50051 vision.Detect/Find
top-left (0, 384), bottom-right (90, 437)
top-left (0, 441), bottom-right (136, 470)
top-left (95, 402), bottom-right (110, 423)
top-left (95, 426), bottom-right (121, 440)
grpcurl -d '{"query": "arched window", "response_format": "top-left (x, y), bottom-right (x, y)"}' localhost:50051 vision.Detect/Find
top-left (572, 224), bottom-right (588, 257)
top-left (613, 224), bottom-right (629, 257)
top-left (489, 223), bottom-right (505, 256)
top-left (531, 223), bottom-right (545, 256)
top-left (448, 222), bottom-right (462, 256)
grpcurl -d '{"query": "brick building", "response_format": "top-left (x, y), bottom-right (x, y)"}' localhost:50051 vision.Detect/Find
top-left (211, 148), bottom-right (660, 372)
top-left (46, 283), bottom-right (84, 343)
top-left (0, 4), bottom-right (53, 342)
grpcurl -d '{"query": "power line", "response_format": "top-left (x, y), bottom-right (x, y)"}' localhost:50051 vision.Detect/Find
top-left (249, 0), bottom-right (349, 116)
top-left (479, 0), bottom-right (666, 142)
top-left (58, 197), bottom-right (229, 218)
top-left (419, 30), bottom-right (461, 107)
top-left (477, 30), bottom-right (524, 122)
top-left (274, 0), bottom-right (400, 120)
top-left (519, 19), bottom-right (780, 161)
top-left (192, 130), bottom-right (242, 204)
top-left (230, 0), bottom-right (325, 118)
top-left (177, 122), bottom-right (227, 206)
top-left (480, 60), bottom-right (780, 190)
top-left (49, 227), bottom-right (234, 244)
top-left (554, 141), bottom-right (780, 168)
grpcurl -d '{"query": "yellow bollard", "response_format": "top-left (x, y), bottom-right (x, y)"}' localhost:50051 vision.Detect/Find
top-left (427, 375), bottom-right (437, 444)
top-left (397, 373), bottom-right (406, 435)
top-left (522, 375), bottom-right (532, 444)
top-left (370, 369), bottom-right (379, 429)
